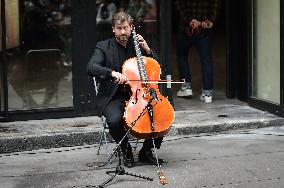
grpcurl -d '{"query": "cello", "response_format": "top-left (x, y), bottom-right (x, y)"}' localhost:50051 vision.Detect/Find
top-left (122, 27), bottom-right (175, 139)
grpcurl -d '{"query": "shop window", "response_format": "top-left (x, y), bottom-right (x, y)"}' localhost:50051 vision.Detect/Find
top-left (5, 0), bottom-right (73, 110)
top-left (252, 0), bottom-right (280, 104)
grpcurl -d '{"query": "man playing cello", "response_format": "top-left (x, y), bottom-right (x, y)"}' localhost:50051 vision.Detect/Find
top-left (87, 11), bottom-right (164, 168)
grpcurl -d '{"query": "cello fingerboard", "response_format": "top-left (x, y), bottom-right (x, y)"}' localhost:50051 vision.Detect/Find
top-left (132, 27), bottom-right (148, 82)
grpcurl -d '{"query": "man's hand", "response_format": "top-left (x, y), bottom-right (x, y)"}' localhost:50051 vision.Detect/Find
top-left (189, 19), bottom-right (213, 29)
top-left (136, 34), bottom-right (151, 54)
top-left (189, 19), bottom-right (201, 29)
top-left (201, 19), bottom-right (213, 29)
top-left (111, 71), bottom-right (128, 84)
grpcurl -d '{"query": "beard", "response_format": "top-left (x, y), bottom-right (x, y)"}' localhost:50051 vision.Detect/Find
top-left (115, 34), bottom-right (129, 45)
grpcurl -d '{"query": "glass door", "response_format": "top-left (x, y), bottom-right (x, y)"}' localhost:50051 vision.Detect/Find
top-left (252, 0), bottom-right (280, 104)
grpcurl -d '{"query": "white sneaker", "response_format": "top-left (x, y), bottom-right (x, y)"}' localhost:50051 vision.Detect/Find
top-left (200, 90), bottom-right (213, 103)
top-left (177, 83), bottom-right (193, 97)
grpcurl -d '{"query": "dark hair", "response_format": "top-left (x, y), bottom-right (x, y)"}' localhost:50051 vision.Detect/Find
top-left (112, 11), bottom-right (133, 26)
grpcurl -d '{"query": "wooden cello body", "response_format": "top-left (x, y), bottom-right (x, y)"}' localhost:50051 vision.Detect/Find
top-left (122, 29), bottom-right (174, 139)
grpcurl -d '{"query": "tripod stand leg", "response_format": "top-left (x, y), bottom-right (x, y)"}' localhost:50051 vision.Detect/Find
top-left (124, 171), bottom-right (154, 181)
top-left (96, 103), bottom-right (156, 187)
top-left (96, 146), bottom-right (153, 187)
top-left (99, 173), bottom-right (117, 188)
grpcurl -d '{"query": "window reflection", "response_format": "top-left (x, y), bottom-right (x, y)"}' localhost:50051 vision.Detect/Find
top-left (95, 0), bottom-right (117, 40)
top-left (7, 0), bottom-right (73, 110)
top-left (127, 0), bottom-right (152, 23)
top-left (95, 0), bottom-right (158, 50)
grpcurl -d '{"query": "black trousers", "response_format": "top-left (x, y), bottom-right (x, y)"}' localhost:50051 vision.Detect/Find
top-left (102, 93), bottom-right (163, 152)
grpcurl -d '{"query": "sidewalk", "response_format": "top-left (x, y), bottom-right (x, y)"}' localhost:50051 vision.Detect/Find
top-left (1, 95), bottom-right (284, 154)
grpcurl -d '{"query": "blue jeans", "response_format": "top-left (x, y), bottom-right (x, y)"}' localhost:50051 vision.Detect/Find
top-left (176, 31), bottom-right (214, 90)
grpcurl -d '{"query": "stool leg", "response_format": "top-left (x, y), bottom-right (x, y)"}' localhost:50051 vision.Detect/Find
top-left (102, 118), bottom-right (112, 163)
top-left (103, 128), bottom-right (112, 157)
top-left (97, 126), bottom-right (104, 155)
top-left (97, 117), bottom-right (112, 163)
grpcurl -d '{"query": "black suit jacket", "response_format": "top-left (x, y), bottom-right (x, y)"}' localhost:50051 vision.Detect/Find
top-left (87, 37), bottom-right (158, 116)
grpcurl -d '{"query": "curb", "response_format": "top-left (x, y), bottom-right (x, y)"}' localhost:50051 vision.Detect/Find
top-left (1, 118), bottom-right (283, 154)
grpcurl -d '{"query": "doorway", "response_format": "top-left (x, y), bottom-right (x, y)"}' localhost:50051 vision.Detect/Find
top-left (170, 0), bottom-right (243, 110)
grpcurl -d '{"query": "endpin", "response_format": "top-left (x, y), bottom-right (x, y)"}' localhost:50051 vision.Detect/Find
top-left (158, 170), bottom-right (168, 185)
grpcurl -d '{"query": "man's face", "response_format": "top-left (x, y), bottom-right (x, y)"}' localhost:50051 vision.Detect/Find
top-left (112, 21), bottom-right (133, 45)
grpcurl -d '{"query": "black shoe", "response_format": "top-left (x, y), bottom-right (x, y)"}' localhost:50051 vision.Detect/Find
top-left (123, 154), bottom-right (135, 168)
top-left (121, 144), bottom-right (135, 168)
top-left (138, 148), bottom-right (164, 165)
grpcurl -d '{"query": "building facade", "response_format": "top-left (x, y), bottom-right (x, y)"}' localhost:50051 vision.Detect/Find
top-left (0, 0), bottom-right (283, 121)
